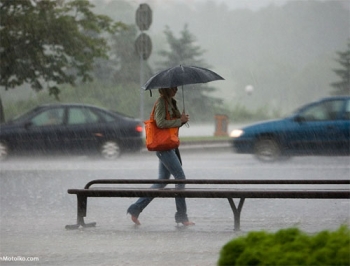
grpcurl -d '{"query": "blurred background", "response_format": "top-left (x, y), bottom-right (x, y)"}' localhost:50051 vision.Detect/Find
top-left (1, 0), bottom-right (349, 124)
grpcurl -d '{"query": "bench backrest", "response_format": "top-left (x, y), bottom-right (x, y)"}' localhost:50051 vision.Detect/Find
top-left (84, 179), bottom-right (350, 189)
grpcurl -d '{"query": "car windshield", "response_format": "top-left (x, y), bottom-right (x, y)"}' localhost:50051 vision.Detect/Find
top-left (289, 99), bottom-right (346, 121)
top-left (9, 107), bottom-right (42, 123)
top-left (288, 101), bottom-right (317, 116)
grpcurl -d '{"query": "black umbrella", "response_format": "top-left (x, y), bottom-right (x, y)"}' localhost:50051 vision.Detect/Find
top-left (142, 65), bottom-right (224, 111)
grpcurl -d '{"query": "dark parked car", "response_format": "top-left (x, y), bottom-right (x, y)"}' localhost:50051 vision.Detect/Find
top-left (230, 96), bottom-right (350, 162)
top-left (0, 104), bottom-right (144, 160)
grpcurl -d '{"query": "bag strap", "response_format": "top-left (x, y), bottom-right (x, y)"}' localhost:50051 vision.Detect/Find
top-left (150, 97), bottom-right (171, 120)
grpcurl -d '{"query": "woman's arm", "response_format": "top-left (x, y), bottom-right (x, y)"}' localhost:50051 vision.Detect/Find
top-left (154, 97), bottom-right (182, 128)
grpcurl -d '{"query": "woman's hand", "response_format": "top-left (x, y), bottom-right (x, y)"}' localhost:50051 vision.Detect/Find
top-left (181, 111), bottom-right (189, 124)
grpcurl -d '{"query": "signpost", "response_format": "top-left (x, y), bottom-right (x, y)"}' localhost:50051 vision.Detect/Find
top-left (135, 4), bottom-right (152, 121)
top-left (135, 33), bottom-right (152, 60)
top-left (136, 3), bottom-right (152, 31)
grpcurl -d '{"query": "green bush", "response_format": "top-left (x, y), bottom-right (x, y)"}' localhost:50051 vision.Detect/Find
top-left (2, 82), bottom-right (144, 122)
top-left (218, 226), bottom-right (350, 266)
top-left (3, 82), bottom-right (285, 123)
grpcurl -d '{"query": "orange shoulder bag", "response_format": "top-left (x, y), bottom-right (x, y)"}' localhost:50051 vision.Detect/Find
top-left (144, 100), bottom-right (180, 151)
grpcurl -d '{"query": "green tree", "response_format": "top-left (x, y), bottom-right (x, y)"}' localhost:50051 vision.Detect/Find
top-left (156, 25), bottom-right (222, 121)
top-left (0, 0), bottom-right (125, 122)
top-left (157, 25), bottom-right (206, 69)
top-left (331, 40), bottom-right (350, 95)
top-left (110, 25), bottom-right (152, 84)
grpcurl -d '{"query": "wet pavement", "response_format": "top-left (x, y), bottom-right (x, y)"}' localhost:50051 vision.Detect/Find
top-left (0, 150), bottom-right (349, 265)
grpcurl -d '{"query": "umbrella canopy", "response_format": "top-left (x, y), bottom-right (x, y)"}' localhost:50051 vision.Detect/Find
top-left (142, 65), bottom-right (224, 90)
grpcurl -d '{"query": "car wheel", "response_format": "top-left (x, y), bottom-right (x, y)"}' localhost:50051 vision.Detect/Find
top-left (0, 142), bottom-right (9, 161)
top-left (254, 138), bottom-right (281, 162)
top-left (101, 141), bottom-right (121, 160)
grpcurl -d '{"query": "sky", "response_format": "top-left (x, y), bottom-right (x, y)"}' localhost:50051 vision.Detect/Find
top-left (131, 0), bottom-right (326, 10)
top-left (193, 0), bottom-right (289, 10)
top-left (132, 0), bottom-right (346, 11)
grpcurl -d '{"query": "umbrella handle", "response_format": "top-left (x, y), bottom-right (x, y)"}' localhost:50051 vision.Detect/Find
top-left (182, 86), bottom-right (185, 113)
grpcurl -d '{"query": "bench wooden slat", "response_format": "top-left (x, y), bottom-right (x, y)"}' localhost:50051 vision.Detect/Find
top-left (68, 188), bottom-right (350, 199)
top-left (84, 179), bottom-right (350, 188)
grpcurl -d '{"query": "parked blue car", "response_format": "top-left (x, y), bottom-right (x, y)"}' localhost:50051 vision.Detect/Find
top-left (230, 96), bottom-right (350, 162)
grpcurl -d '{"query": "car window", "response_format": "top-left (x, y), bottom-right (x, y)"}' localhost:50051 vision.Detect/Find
top-left (31, 108), bottom-right (64, 126)
top-left (68, 107), bottom-right (100, 125)
top-left (343, 100), bottom-right (350, 120)
top-left (300, 100), bottom-right (344, 121)
top-left (94, 110), bottom-right (116, 122)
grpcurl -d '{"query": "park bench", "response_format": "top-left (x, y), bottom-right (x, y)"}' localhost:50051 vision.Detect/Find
top-left (65, 179), bottom-right (350, 231)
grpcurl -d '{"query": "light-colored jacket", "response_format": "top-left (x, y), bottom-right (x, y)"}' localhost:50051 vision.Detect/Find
top-left (154, 96), bottom-right (182, 128)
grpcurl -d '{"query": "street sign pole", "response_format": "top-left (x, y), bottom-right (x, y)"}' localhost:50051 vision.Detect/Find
top-left (140, 53), bottom-right (144, 122)
top-left (135, 3), bottom-right (152, 121)
top-left (135, 32), bottom-right (152, 121)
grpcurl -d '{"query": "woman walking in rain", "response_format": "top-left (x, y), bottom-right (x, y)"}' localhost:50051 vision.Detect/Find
top-left (127, 87), bottom-right (195, 226)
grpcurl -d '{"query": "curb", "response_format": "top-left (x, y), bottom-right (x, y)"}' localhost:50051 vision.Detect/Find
top-left (140, 140), bottom-right (232, 153)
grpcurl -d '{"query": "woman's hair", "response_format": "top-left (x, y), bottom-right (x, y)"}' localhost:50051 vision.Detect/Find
top-left (158, 88), bottom-right (173, 98)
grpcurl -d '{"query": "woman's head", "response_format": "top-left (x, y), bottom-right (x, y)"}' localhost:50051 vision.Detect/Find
top-left (159, 87), bottom-right (178, 98)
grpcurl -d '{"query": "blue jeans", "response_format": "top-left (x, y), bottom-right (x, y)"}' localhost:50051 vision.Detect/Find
top-left (127, 148), bottom-right (189, 223)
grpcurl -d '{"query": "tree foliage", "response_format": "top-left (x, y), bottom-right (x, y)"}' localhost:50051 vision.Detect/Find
top-left (157, 25), bottom-right (206, 69)
top-left (0, 0), bottom-right (125, 98)
top-left (110, 25), bottom-right (152, 85)
top-left (331, 40), bottom-right (350, 95)
top-left (156, 25), bottom-right (222, 121)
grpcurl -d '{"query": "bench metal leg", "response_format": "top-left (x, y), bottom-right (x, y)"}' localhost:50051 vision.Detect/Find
top-left (65, 195), bottom-right (96, 230)
top-left (227, 198), bottom-right (245, 231)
